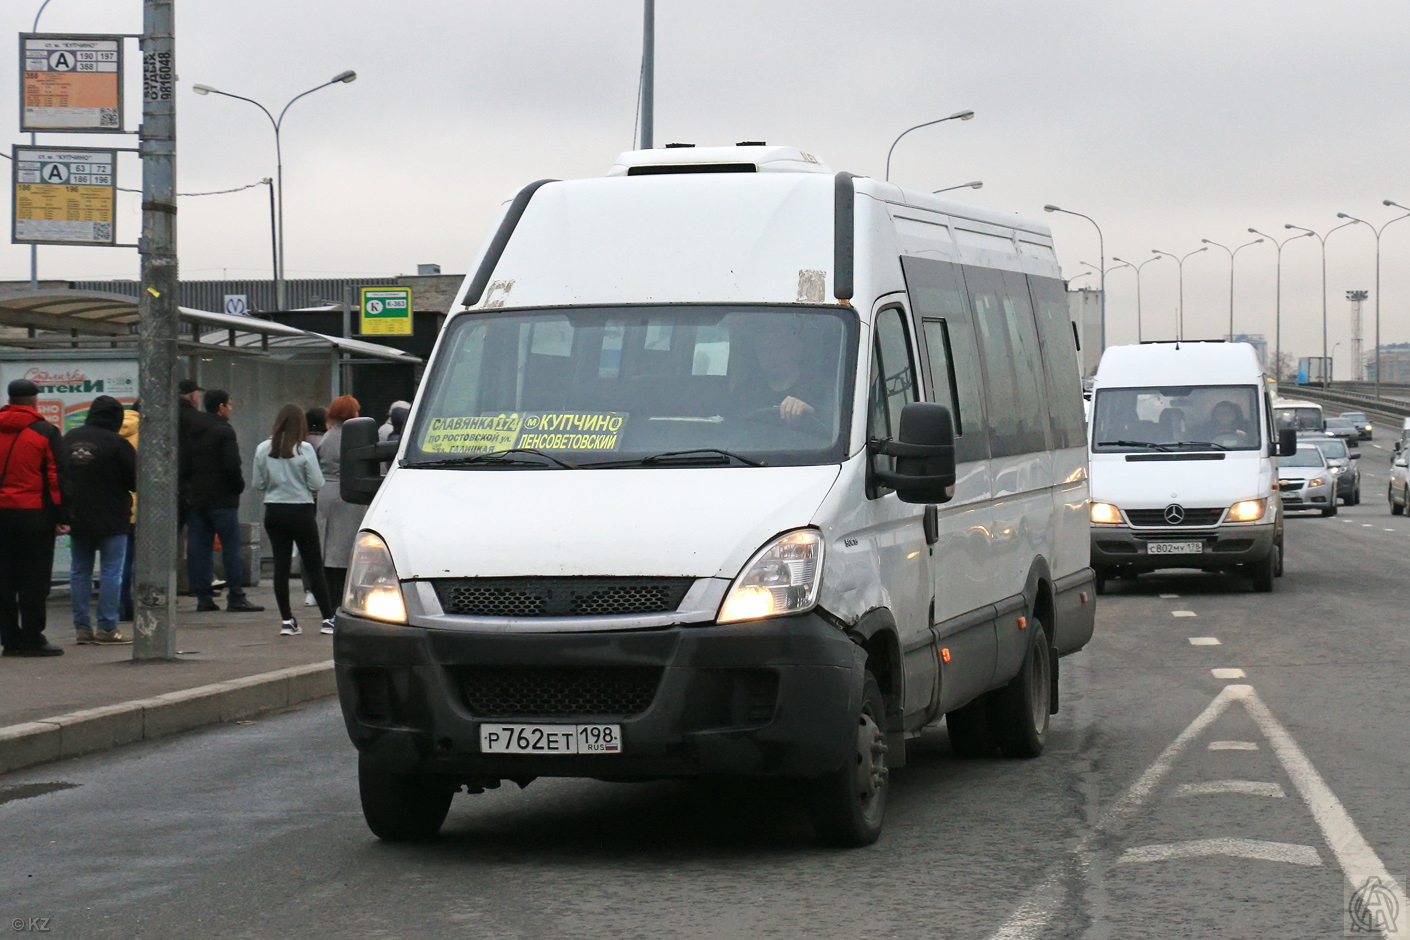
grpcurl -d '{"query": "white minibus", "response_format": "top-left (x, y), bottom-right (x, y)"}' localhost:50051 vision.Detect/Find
top-left (1089, 342), bottom-right (1297, 593)
top-left (335, 144), bottom-right (1095, 846)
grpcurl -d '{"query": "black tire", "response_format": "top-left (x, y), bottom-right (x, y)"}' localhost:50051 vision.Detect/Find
top-left (1093, 567), bottom-right (1109, 595)
top-left (1353, 485), bottom-right (1362, 506)
top-left (358, 755), bottom-right (454, 841)
top-left (1274, 536), bottom-right (1285, 577)
top-left (946, 694), bottom-right (1000, 758)
top-left (1249, 542), bottom-right (1277, 592)
top-left (992, 620), bottom-right (1052, 759)
top-left (1392, 485), bottom-right (1404, 515)
top-left (807, 671), bottom-right (888, 847)
top-left (1322, 504), bottom-right (1338, 517)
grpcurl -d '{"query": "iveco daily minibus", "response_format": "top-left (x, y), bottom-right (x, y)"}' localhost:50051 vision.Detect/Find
top-left (1088, 342), bottom-right (1296, 593)
top-left (334, 144), bottom-right (1096, 846)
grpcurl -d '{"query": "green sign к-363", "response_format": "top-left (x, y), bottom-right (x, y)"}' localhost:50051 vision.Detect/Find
top-left (359, 286), bottom-right (412, 335)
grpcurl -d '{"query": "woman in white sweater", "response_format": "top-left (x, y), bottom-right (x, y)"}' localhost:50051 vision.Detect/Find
top-left (252, 405), bottom-right (335, 636)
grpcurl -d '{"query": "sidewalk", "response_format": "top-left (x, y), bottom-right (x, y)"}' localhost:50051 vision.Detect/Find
top-left (0, 580), bottom-right (339, 774)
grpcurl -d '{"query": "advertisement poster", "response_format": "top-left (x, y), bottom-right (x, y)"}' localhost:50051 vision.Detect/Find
top-left (0, 359), bottom-right (138, 430)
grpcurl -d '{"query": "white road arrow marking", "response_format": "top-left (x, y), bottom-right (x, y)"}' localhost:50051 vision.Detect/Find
top-left (1211, 668), bottom-right (1246, 678)
top-left (1209, 741), bottom-right (1259, 750)
top-left (1117, 837), bottom-right (1319, 866)
top-left (1188, 637), bottom-right (1221, 645)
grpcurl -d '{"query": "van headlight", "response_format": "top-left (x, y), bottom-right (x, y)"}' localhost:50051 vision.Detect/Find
top-left (343, 531), bottom-right (407, 624)
top-left (718, 529), bottom-right (823, 624)
top-left (1090, 501), bottom-right (1123, 525)
top-left (1227, 498), bottom-right (1267, 522)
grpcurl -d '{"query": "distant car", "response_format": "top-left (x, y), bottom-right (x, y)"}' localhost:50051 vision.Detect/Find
top-left (1322, 416), bottom-right (1361, 448)
top-left (1278, 443), bottom-right (1337, 516)
top-left (1340, 411), bottom-right (1373, 440)
top-left (1391, 452), bottom-right (1409, 515)
top-left (1309, 436), bottom-right (1360, 505)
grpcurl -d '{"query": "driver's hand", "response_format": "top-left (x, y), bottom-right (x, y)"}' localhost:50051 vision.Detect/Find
top-left (780, 396), bottom-right (815, 423)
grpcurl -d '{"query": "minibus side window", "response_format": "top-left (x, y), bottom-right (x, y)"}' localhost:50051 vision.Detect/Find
top-left (964, 267), bottom-right (1024, 458)
top-left (1028, 275), bottom-right (1087, 449)
top-left (868, 306), bottom-right (919, 493)
top-left (999, 270), bottom-right (1051, 454)
top-left (920, 318), bottom-right (961, 433)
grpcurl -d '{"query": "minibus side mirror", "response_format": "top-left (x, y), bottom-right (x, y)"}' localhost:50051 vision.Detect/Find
top-left (340, 416), bottom-right (398, 505)
top-left (871, 402), bottom-right (957, 504)
top-left (1278, 428), bottom-right (1298, 458)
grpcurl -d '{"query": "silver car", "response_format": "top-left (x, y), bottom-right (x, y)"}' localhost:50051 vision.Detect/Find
top-left (1391, 452), bottom-right (1408, 515)
top-left (1279, 443), bottom-right (1337, 517)
top-left (1308, 436), bottom-right (1361, 505)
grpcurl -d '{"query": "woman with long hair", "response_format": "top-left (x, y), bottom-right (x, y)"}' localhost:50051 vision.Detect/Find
top-left (252, 404), bottom-right (336, 636)
top-left (315, 395), bottom-right (369, 605)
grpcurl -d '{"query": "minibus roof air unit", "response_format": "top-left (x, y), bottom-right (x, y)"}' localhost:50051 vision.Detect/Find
top-left (608, 144), bottom-right (833, 177)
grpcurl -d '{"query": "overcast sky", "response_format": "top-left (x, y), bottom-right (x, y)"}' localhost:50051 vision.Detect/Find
top-left (4, 1), bottom-right (1409, 374)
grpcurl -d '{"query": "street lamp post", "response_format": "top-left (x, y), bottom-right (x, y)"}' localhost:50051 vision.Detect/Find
top-left (1045, 205), bottom-right (1105, 350)
top-left (1249, 228), bottom-right (1314, 380)
top-left (1285, 220), bottom-right (1356, 388)
top-left (1337, 203), bottom-right (1410, 397)
top-left (1151, 247), bottom-right (1207, 340)
top-left (1201, 237), bottom-right (1263, 341)
top-left (1112, 255), bottom-right (1163, 343)
top-left (193, 71), bottom-right (357, 310)
top-left (932, 180), bottom-right (982, 194)
top-left (884, 109), bottom-right (974, 183)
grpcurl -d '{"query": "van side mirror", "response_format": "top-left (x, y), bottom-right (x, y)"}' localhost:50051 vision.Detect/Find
top-left (871, 402), bottom-right (957, 504)
top-left (1350, 451), bottom-right (1361, 459)
top-left (340, 416), bottom-right (398, 505)
top-left (1278, 428), bottom-right (1298, 458)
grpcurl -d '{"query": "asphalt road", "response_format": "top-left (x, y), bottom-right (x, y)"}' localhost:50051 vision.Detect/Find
top-left (2, 445), bottom-right (1407, 939)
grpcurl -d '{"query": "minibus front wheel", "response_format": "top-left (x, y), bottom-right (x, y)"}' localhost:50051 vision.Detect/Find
top-left (359, 755), bottom-right (455, 841)
top-left (806, 671), bottom-right (889, 847)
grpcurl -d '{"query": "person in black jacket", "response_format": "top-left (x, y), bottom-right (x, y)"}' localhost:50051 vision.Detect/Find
top-left (184, 389), bottom-right (263, 613)
top-left (0, 378), bottom-right (71, 656)
top-left (63, 395), bottom-right (136, 644)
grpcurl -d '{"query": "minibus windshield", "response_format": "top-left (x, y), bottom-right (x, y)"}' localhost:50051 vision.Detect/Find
top-left (1091, 384), bottom-right (1262, 452)
top-left (405, 305), bottom-right (857, 468)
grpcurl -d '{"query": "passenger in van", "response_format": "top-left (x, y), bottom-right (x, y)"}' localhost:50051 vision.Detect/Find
top-left (1199, 400), bottom-right (1252, 443)
top-left (731, 323), bottom-right (828, 427)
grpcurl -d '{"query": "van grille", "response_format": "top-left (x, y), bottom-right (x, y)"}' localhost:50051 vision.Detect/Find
top-left (1125, 508), bottom-right (1224, 527)
top-left (433, 577), bottom-right (694, 618)
top-left (458, 666), bottom-right (662, 719)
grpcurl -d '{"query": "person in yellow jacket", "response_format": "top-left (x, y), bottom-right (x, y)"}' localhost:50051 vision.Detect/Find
top-left (119, 401), bottom-right (139, 621)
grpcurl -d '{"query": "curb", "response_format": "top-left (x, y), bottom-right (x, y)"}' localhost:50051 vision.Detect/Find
top-left (0, 660), bottom-right (336, 776)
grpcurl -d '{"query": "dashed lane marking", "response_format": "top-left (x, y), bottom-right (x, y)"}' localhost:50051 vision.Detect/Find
top-left (1117, 838), bottom-right (1320, 866)
top-left (1159, 593), bottom-right (1180, 599)
top-left (1362, 524), bottom-right (1374, 528)
top-left (1175, 780), bottom-right (1286, 798)
top-left (1209, 741), bottom-right (1259, 750)
top-left (1188, 637), bottom-right (1221, 645)
top-left (1212, 668), bottom-right (1246, 679)
top-left (1172, 610), bottom-right (1198, 618)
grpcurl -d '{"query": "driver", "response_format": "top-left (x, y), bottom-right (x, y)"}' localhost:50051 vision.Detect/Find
top-left (734, 322), bottom-right (826, 426)
top-left (1202, 400), bottom-right (1251, 442)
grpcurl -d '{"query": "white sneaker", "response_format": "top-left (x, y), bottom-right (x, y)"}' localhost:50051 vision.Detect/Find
top-left (280, 619), bottom-right (302, 636)
top-left (321, 618), bottom-right (335, 635)
top-left (303, 591), bottom-right (317, 607)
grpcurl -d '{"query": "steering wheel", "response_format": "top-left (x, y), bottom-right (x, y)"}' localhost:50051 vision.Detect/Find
top-left (743, 406), bottom-right (830, 437)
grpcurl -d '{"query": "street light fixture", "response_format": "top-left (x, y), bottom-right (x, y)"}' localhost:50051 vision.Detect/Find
top-left (1249, 227), bottom-right (1314, 380)
top-left (884, 109), bottom-right (974, 183)
top-left (1045, 205), bottom-right (1106, 351)
top-left (932, 180), bottom-right (982, 194)
top-left (193, 70), bottom-right (358, 310)
top-left (1284, 220), bottom-right (1357, 388)
top-left (1201, 237), bottom-right (1263, 341)
top-left (1112, 255), bottom-right (1164, 343)
top-left (1151, 247), bottom-right (1207, 340)
top-left (1336, 203), bottom-right (1410, 397)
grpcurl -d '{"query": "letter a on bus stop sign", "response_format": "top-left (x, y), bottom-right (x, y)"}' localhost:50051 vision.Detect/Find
top-left (360, 286), bottom-right (413, 335)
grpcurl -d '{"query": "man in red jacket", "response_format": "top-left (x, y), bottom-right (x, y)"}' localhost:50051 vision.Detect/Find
top-left (0, 378), bottom-right (71, 656)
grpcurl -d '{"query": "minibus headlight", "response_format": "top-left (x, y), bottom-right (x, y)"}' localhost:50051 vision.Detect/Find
top-left (1227, 498), bottom-right (1267, 523)
top-left (343, 531), bottom-right (407, 624)
top-left (1089, 502), bottom-right (1123, 525)
top-left (718, 529), bottom-right (823, 624)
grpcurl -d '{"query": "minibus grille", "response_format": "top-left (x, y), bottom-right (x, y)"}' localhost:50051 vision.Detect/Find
top-left (433, 577), bottom-right (694, 618)
top-left (458, 666), bottom-right (663, 719)
top-left (1125, 508), bottom-right (1224, 527)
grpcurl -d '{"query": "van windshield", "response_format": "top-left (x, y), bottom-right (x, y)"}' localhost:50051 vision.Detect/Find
top-left (404, 305), bottom-right (857, 468)
top-left (1091, 384), bottom-right (1262, 452)
top-left (1275, 406), bottom-right (1323, 431)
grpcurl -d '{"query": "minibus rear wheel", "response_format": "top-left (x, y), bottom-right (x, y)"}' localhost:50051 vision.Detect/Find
top-left (359, 755), bottom-right (454, 841)
top-left (807, 671), bottom-right (888, 847)
top-left (993, 620), bottom-right (1052, 759)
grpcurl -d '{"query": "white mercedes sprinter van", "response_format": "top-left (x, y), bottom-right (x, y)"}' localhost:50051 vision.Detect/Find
top-left (1088, 342), bottom-right (1296, 594)
top-left (335, 145), bottom-right (1095, 846)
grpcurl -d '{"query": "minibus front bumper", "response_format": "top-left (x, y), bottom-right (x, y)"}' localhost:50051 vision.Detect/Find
top-left (334, 610), bottom-right (865, 781)
top-left (1091, 521), bottom-right (1277, 571)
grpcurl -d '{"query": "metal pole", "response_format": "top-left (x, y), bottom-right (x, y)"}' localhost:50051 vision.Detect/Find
top-left (1135, 266), bottom-right (1143, 343)
top-left (133, 0), bottom-right (179, 660)
top-left (265, 178), bottom-right (277, 302)
top-left (1320, 238), bottom-right (1327, 386)
top-left (274, 127), bottom-right (285, 310)
top-left (1177, 258), bottom-right (1185, 340)
top-left (28, 0), bottom-right (53, 290)
top-left (640, 0), bottom-right (654, 150)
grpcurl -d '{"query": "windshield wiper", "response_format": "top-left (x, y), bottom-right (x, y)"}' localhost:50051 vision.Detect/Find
top-left (405, 448), bottom-right (578, 470)
top-left (584, 448), bottom-right (766, 468)
top-left (1096, 439), bottom-right (1172, 452)
top-left (1164, 440), bottom-right (1229, 451)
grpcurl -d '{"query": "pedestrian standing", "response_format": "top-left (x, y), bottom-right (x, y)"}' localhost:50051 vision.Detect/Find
top-left (63, 395), bottom-right (136, 645)
top-left (299, 406), bottom-right (328, 607)
top-left (0, 378), bottom-right (71, 657)
top-left (253, 405), bottom-right (335, 636)
top-left (316, 395), bottom-right (368, 605)
top-left (118, 399), bottom-right (139, 622)
top-left (184, 389), bottom-right (263, 613)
